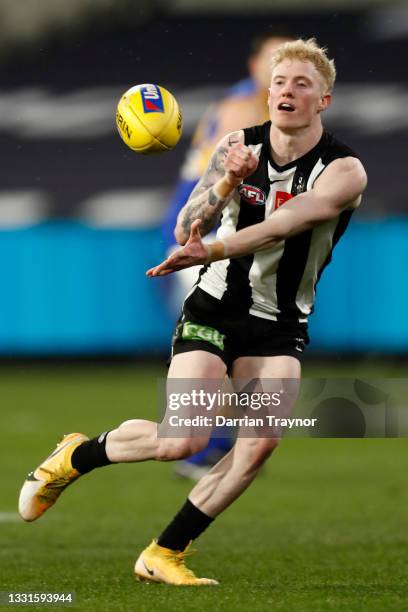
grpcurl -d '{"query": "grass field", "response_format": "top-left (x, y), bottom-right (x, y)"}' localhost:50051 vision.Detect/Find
top-left (1, 361), bottom-right (408, 611)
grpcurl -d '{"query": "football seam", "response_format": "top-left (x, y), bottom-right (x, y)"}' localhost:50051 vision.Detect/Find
top-left (125, 103), bottom-right (157, 149)
top-left (156, 96), bottom-right (180, 149)
top-left (156, 92), bottom-right (177, 141)
top-left (127, 89), bottom-right (177, 151)
top-left (126, 91), bottom-right (173, 151)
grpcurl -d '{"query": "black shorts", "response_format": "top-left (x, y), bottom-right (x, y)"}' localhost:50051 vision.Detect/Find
top-left (171, 287), bottom-right (309, 372)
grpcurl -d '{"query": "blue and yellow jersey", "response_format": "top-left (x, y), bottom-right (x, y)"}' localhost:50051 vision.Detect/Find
top-left (162, 78), bottom-right (267, 248)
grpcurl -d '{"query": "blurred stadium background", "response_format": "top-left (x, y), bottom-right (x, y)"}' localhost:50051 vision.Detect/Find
top-left (0, 0), bottom-right (407, 357)
top-left (1, 1), bottom-right (408, 610)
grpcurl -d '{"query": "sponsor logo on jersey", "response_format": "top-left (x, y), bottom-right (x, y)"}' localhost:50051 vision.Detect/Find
top-left (238, 184), bottom-right (266, 206)
top-left (141, 85), bottom-right (164, 113)
top-left (275, 191), bottom-right (293, 209)
top-left (182, 321), bottom-right (225, 351)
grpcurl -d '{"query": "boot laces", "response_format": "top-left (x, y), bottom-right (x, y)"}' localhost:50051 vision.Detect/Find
top-left (163, 547), bottom-right (197, 578)
top-left (38, 467), bottom-right (75, 500)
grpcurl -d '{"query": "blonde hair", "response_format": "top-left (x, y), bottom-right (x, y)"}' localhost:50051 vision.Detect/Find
top-left (270, 38), bottom-right (336, 93)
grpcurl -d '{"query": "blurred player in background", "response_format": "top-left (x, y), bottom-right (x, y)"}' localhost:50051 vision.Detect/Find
top-left (163, 28), bottom-right (295, 479)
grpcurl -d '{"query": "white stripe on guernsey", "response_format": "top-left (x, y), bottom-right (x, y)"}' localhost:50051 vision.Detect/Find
top-left (198, 259), bottom-right (230, 300)
top-left (248, 143), bottom-right (263, 157)
top-left (249, 307), bottom-right (278, 321)
top-left (293, 157), bottom-right (344, 316)
top-left (198, 195), bottom-right (240, 299)
top-left (308, 158), bottom-right (326, 189)
top-left (248, 168), bottom-right (294, 320)
top-left (268, 163), bottom-right (296, 180)
top-left (295, 217), bottom-right (339, 316)
top-left (249, 242), bottom-right (285, 319)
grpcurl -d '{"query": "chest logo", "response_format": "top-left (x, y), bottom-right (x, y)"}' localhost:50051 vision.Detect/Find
top-left (275, 191), bottom-right (293, 209)
top-left (238, 184), bottom-right (266, 206)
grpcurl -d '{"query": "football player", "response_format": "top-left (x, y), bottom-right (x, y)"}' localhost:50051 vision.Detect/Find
top-left (19, 39), bottom-right (367, 586)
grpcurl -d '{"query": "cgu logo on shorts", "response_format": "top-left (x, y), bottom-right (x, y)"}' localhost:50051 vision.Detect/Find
top-left (181, 321), bottom-right (225, 351)
top-left (238, 184), bottom-right (266, 206)
top-left (141, 84), bottom-right (164, 113)
top-left (275, 191), bottom-right (293, 209)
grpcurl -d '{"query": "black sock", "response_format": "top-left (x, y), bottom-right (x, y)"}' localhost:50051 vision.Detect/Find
top-left (71, 431), bottom-right (113, 474)
top-left (157, 498), bottom-right (214, 551)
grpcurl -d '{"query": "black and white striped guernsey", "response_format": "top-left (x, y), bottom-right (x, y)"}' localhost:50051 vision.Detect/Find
top-left (196, 121), bottom-right (360, 323)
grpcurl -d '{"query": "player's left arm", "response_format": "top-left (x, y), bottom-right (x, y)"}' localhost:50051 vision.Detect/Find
top-left (147, 157), bottom-right (367, 276)
top-left (214, 156), bottom-right (367, 259)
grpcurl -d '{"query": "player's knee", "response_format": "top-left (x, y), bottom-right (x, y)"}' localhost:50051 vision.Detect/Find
top-left (156, 438), bottom-right (208, 461)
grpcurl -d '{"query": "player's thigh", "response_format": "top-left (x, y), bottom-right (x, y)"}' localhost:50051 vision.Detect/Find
top-left (231, 354), bottom-right (301, 379)
top-left (168, 349), bottom-right (227, 379)
top-left (231, 356), bottom-right (301, 433)
top-left (160, 351), bottom-right (227, 455)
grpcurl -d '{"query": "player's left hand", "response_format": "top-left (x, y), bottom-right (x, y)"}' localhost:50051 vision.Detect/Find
top-left (146, 220), bottom-right (208, 277)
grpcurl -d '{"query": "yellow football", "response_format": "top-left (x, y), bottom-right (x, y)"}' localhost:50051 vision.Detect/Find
top-left (116, 84), bottom-right (182, 154)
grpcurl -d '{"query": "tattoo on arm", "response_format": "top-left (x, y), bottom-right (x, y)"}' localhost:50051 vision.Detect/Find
top-left (178, 132), bottom-right (242, 237)
top-left (180, 146), bottom-right (229, 236)
top-left (188, 146), bottom-right (228, 199)
top-left (228, 136), bottom-right (239, 146)
top-left (208, 187), bottom-right (224, 207)
top-left (181, 187), bottom-right (227, 236)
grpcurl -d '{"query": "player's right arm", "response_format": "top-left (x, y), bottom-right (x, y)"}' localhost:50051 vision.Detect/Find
top-left (174, 131), bottom-right (258, 245)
